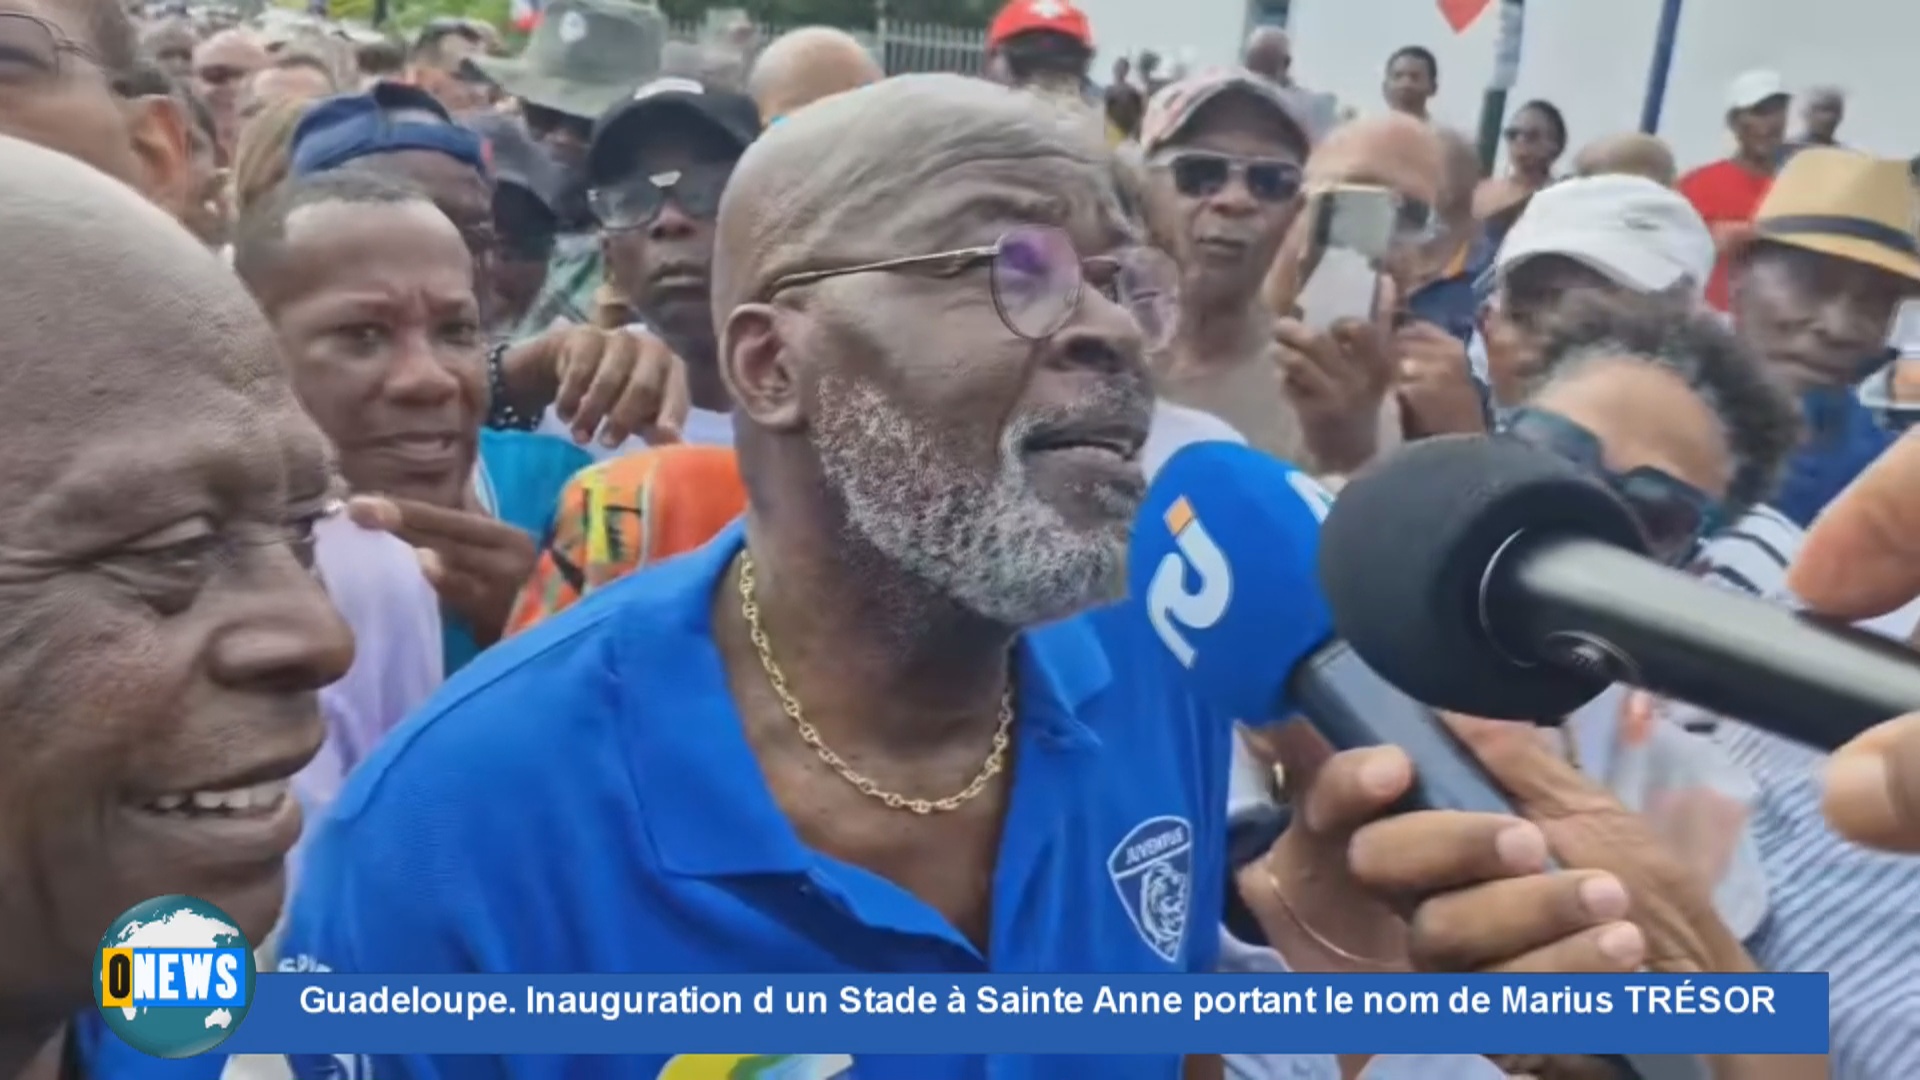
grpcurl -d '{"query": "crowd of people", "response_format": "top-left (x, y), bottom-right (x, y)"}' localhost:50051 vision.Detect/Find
top-left (7, 0), bottom-right (1920, 1077)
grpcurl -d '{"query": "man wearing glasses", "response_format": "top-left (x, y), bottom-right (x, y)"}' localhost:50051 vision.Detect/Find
top-left (1133, 71), bottom-right (1333, 468)
top-left (282, 76), bottom-right (1210, 1080)
top-left (579, 75), bottom-right (758, 454)
top-left (281, 75), bottom-right (1672, 1080)
top-left (0, 1), bottom-right (195, 223)
top-left (468, 0), bottom-right (668, 337)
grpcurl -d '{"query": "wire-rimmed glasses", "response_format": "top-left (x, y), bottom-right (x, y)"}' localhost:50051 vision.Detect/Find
top-left (766, 224), bottom-right (1179, 350)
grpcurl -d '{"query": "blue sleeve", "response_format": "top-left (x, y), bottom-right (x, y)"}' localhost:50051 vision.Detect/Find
top-left (278, 755), bottom-right (513, 1080)
top-left (279, 819), bottom-right (492, 1080)
top-left (279, 616), bottom-right (632, 1080)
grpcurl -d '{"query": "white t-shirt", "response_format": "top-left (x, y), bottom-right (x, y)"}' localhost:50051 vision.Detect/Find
top-left (1143, 398), bottom-right (1246, 477)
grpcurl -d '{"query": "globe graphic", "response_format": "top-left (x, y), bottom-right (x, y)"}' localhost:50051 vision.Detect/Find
top-left (93, 895), bottom-right (255, 1058)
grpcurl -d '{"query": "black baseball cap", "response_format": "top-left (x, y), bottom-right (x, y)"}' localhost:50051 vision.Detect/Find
top-left (587, 76), bottom-right (760, 186)
top-left (462, 112), bottom-right (564, 213)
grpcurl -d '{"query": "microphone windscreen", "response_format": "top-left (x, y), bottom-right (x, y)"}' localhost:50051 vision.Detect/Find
top-left (1319, 436), bottom-right (1647, 719)
top-left (1126, 440), bottom-right (1335, 725)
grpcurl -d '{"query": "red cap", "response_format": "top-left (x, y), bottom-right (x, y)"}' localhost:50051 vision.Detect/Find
top-left (988, 0), bottom-right (1093, 49)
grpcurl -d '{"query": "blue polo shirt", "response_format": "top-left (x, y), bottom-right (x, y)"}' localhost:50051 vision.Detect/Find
top-left (1775, 384), bottom-right (1895, 528)
top-left (281, 519), bottom-right (1233, 1080)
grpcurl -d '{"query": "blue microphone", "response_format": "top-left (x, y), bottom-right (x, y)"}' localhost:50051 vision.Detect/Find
top-left (1127, 440), bottom-right (1519, 816)
top-left (1130, 443), bottom-right (1709, 1080)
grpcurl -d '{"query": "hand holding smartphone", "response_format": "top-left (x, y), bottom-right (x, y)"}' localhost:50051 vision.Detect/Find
top-left (1291, 185), bottom-right (1398, 331)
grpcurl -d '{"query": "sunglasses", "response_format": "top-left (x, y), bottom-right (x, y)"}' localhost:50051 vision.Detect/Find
top-left (766, 224), bottom-right (1180, 350)
top-left (1501, 407), bottom-right (1723, 565)
top-left (1155, 150), bottom-right (1304, 204)
top-left (589, 163), bottom-right (734, 232)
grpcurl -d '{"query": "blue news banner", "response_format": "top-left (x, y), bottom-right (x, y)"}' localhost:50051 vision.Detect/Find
top-left (221, 974), bottom-right (1830, 1055)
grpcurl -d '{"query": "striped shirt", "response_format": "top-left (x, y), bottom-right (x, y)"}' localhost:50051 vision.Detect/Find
top-left (1710, 722), bottom-right (1920, 1079)
top-left (1697, 503), bottom-right (1920, 640)
top-left (1677, 503), bottom-right (1920, 1078)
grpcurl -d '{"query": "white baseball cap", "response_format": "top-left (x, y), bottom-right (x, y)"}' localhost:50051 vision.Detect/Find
top-left (1727, 69), bottom-right (1789, 111)
top-left (1491, 174), bottom-right (1716, 297)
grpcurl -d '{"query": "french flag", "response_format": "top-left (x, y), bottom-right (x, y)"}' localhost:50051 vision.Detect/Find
top-left (511, 0), bottom-right (542, 33)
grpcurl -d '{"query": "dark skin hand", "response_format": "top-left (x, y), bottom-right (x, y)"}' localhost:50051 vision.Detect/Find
top-left (497, 324), bottom-right (690, 448)
top-left (348, 494), bottom-right (536, 647)
top-left (1274, 315), bottom-right (1396, 473)
top-left (1394, 320), bottom-right (1488, 438)
top-left (1250, 718), bottom-right (1827, 1080)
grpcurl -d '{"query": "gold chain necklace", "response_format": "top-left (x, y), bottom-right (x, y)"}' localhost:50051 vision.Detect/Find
top-left (736, 552), bottom-right (1014, 815)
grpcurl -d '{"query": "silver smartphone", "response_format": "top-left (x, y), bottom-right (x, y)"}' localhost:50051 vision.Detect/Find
top-left (1295, 185), bottom-right (1397, 329)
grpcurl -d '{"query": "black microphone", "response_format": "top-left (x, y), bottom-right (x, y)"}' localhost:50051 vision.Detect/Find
top-left (1135, 442), bottom-right (1710, 1080)
top-left (1319, 435), bottom-right (1920, 750)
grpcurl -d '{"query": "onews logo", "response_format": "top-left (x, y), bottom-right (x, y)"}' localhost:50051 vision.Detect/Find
top-left (94, 895), bottom-right (255, 1058)
top-left (1145, 496), bottom-right (1231, 667)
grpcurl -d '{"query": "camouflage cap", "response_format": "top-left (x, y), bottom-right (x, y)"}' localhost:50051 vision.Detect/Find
top-left (470, 0), bottom-right (666, 121)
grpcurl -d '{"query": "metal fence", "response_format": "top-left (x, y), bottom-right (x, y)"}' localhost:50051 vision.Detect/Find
top-left (874, 18), bottom-right (988, 76)
top-left (665, 14), bottom-right (987, 78)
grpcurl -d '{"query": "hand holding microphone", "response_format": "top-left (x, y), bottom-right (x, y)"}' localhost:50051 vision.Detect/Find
top-left (1134, 441), bottom-right (1781, 1080)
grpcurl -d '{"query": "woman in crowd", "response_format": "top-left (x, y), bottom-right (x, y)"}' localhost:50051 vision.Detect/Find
top-left (1507, 293), bottom-right (1919, 1078)
top-left (1475, 99), bottom-right (1567, 223)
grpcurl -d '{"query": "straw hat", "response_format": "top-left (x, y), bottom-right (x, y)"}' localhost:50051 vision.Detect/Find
top-left (1752, 147), bottom-right (1920, 285)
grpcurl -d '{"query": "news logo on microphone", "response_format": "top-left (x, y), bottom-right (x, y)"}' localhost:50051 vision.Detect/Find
top-left (1145, 496), bottom-right (1233, 667)
top-left (1128, 442), bottom-right (1340, 725)
top-left (94, 894), bottom-right (255, 1058)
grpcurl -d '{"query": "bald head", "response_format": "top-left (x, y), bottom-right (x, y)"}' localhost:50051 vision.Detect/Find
top-left (1243, 27), bottom-right (1291, 83)
top-left (1572, 132), bottom-right (1678, 187)
top-left (0, 134), bottom-right (293, 499)
top-left (714, 77), bottom-right (1148, 629)
top-left (748, 27), bottom-right (883, 126)
top-left (1307, 112), bottom-right (1444, 204)
top-left (194, 28), bottom-right (269, 71)
top-left (715, 73), bottom-right (1122, 321)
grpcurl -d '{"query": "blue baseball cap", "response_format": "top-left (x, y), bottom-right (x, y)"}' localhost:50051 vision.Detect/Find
top-left (289, 81), bottom-right (489, 178)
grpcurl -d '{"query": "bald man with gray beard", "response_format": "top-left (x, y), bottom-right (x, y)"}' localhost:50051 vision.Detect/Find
top-left (277, 76), bottom-right (1666, 1080)
top-left (278, 75), bottom-right (1247, 1080)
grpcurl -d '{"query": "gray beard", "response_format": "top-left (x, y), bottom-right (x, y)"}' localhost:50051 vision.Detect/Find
top-left (810, 372), bottom-right (1134, 629)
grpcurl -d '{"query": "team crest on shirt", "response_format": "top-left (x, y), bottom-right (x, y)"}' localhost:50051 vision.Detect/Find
top-left (1108, 815), bottom-right (1193, 963)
